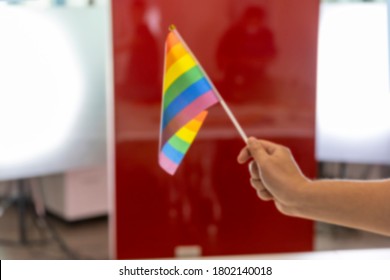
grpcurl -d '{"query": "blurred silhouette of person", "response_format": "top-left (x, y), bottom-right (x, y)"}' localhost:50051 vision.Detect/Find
top-left (217, 6), bottom-right (276, 102)
top-left (125, 0), bottom-right (160, 103)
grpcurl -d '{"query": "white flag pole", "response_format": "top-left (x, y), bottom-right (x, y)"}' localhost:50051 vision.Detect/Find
top-left (170, 25), bottom-right (248, 143)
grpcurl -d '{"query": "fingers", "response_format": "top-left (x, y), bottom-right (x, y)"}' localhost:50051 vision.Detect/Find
top-left (237, 137), bottom-right (280, 202)
top-left (246, 137), bottom-right (268, 164)
top-left (256, 139), bottom-right (280, 155)
top-left (237, 146), bottom-right (251, 164)
top-left (249, 161), bottom-right (260, 180)
top-left (257, 189), bottom-right (274, 201)
top-left (238, 137), bottom-right (280, 164)
top-left (249, 161), bottom-right (273, 201)
top-left (250, 178), bottom-right (273, 201)
top-left (247, 137), bottom-right (280, 156)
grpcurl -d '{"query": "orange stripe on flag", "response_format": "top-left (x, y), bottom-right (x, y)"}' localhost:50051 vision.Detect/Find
top-left (185, 111), bottom-right (207, 131)
top-left (194, 111), bottom-right (208, 122)
top-left (165, 43), bottom-right (187, 72)
top-left (166, 32), bottom-right (180, 52)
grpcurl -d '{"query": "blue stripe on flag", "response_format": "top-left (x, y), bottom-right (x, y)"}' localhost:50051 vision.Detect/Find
top-left (162, 77), bottom-right (211, 128)
top-left (162, 142), bottom-right (185, 164)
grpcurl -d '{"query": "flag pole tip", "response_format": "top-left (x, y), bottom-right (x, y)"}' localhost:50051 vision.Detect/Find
top-left (169, 24), bottom-right (176, 31)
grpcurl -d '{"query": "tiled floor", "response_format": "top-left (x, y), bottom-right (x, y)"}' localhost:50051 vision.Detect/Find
top-left (1, 204), bottom-right (390, 259)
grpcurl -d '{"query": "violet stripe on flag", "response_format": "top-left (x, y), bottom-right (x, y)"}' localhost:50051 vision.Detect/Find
top-left (159, 152), bottom-right (178, 175)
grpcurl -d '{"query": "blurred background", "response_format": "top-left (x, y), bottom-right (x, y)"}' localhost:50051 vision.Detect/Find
top-left (0, 0), bottom-right (390, 259)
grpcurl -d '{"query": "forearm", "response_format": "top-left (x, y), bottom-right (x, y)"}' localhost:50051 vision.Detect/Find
top-left (239, 138), bottom-right (390, 236)
top-left (292, 179), bottom-right (390, 236)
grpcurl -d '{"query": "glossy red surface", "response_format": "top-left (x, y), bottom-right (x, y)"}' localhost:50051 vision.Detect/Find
top-left (112, 0), bottom-right (319, 259)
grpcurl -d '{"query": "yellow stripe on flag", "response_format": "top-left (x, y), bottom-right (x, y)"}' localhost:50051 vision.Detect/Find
top-left (164, 54), bottom-right (196, 93)
top-left (185, 119), bottom-right (202, 133)
top-left (186, 113), bottom-right (206, 133)
top-left (176, 111), bottom-right (208, 143)
top-left (176, 123), bottom-right (198, 143)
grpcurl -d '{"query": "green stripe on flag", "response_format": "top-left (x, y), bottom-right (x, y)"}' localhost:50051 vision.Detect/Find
top-left (164, 66), bottom-right (204, 109)
top-left (168, 134), bottom-right (190, 154)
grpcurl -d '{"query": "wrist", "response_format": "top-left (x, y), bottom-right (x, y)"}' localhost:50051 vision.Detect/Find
top-left (281, 177), bottom-right (313, 217)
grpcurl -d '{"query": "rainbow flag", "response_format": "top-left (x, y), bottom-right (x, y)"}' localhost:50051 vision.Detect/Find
top-left (159, 27), bottom-right (219, 175)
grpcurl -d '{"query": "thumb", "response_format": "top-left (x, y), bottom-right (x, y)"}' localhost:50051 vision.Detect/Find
top-left (247, 137), bottom-right (268, 165)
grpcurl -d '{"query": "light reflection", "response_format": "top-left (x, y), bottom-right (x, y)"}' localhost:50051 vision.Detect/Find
top-left (0, 7), bottom-right (84, 167)
top-left (316, 3), bottom-right (390, 163)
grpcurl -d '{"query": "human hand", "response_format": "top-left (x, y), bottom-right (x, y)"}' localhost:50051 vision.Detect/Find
top-left (237, 137), bottom-right (310, 215)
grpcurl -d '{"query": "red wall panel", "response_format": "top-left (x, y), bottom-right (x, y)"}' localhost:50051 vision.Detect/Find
top-left (112, 0), bottom-right (319, 259)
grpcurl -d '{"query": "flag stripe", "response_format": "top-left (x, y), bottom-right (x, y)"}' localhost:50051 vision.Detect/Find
top-left (193, 111), bottom-right (208, 123)
top-left (163, 77), bottom-right (212, 128)
top-left (176, 126), bottom-right (197, 144)
top-left (182, 112), bottom-right (205, 133)
top-left (162, 142), bottom-right (184, 164)
top-left (159, 29), bottom-right (219, 175)
top-left (162, 90), bottom-right (218, 144)
top-left (165, 43), bottom-right (187, 71)
top-left (175, 111), bottom-right (207, 143)
top-left (166, 32), bottom-right (180, 52)
top-left (164, 54), bottom-right (196, 92)
top-left (163, 66), bottom-right (204, 109)
top-left (168, 134), bottom-right (190, 153)
top-left (159, 152), bottom-right (178, 175)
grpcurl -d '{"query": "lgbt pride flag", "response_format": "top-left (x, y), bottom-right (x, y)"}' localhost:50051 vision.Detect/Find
top-left (159, 27), bottom-right (219, 175)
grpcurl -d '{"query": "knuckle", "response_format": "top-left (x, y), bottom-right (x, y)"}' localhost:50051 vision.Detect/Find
top-left (250, 178), bottom-right (261, 189)
top-left (249, 161), bottom-right (258, 175)
top-left (274, 202), bottom-right (293, 216)
top-left (256, 189), bottom-right (272, 200)
top-left (282, 146), bottom-right (291, 154)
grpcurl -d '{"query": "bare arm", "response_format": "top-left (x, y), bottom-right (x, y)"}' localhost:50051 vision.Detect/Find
top-left (237, 137), bottom-right (390, 236)
top-left (299, 179), bottom-right (390, 236)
